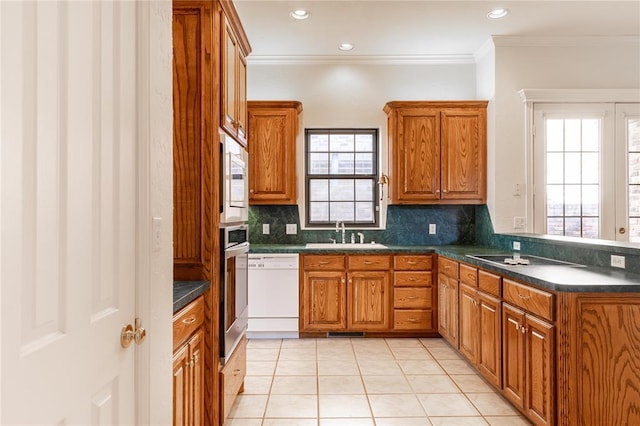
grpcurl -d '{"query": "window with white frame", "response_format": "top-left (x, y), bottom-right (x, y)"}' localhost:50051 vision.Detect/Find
top-left (533, 102), bottom-right (640, 242)
top-left (305, 129), bottom-right (379, 227)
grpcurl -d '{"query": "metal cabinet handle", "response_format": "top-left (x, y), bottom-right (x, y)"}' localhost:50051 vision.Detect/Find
top-left (182, 316), bottom-right (196, 324)
top-left (319, 261), bottom-right (330, 265)
top-left (518, 294), bottom-right (531, 300)
top-left (407, 261), bottom-right (417, 265)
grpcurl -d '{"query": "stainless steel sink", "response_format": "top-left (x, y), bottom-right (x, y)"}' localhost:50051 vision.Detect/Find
top-left (305, 242), bottom-right (388, 249)
top-left (466, 254), bottom-right (584, 267)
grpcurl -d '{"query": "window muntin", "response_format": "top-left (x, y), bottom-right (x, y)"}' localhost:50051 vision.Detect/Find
top-left (305, 129), bottom-right (378, 227)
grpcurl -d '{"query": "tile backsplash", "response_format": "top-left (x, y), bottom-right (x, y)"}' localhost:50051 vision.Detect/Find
top-left (249, 204), bottom-right (640, 274)
top-left (249, 204), bottom-right (477, 245)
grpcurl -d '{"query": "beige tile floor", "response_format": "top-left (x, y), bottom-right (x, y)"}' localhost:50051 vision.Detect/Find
top-left (226, 337), bottom-right (532, 426)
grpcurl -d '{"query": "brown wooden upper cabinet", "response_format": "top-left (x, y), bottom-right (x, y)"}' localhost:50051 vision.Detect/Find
top-left (247, 101), bottom-right (302, 204)
top-left (384, 101), bottom-right (488, 204)
top-left (221, 10), bottom-right (250, 146)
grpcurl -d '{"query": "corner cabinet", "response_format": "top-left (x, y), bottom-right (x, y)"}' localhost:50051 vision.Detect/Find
top-left (248, 101), bottom-right (302, 204)
top-left (384, 101), bottom-right (487, 204)
top-left (220, 2), bottom-right (251, 145)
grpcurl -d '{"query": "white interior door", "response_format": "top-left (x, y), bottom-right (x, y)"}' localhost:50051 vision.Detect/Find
top-left (1, 1), bottom-right (139, 424)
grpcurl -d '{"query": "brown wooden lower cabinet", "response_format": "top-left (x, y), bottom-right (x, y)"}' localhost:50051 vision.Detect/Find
top-left (173, 297), bottom-right (205, 426)
top-left (477, 291), bottom-right (502, 388)
top-left (220, 336), bottom-right (247, 422)
top-left (437, 272), bottom-right (458, 347)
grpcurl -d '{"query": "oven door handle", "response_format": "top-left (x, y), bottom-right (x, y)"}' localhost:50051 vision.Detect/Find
top-left (225, 241), bottom-right (250, 257)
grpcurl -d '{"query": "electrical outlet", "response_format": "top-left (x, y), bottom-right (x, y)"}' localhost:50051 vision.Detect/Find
top-left (611, 255), bottom-right (625, 269)
top-left (513, 217), bottom-right (526, 229)
top-left (429, 224), bottom-right (436, 234)
top-left (262, 223), bottom-right (270, 235)
top-left (286, 224), bottom-right (297, 235)
top-left (513, 241), bottom-right (521, 251)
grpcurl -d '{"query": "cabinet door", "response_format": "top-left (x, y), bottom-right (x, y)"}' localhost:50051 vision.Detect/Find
top-left (502, 303), bottom-right (526, 410)
top-left (437, 273), bottom-right (449, 338)
top-left (221, 17), bottom-right (237, 138)
top-left (236, 50), bottom-right (247, 142)
top-left (458, 283), bottom-right (478, 364)
top-left (301, 270), bottom-right (346, 331)
top-left (392, 108), bottom-right (441, 203)
top-left (348, 271), bottom-right (391, 330)
top-left (248, 107), bottom-right (296, 204)
top-left (440, 108), bottom-right (486, 202)
top-left (446, 277), bottom-right (459, 347)
top-left (525, 315), bottom-right (555, 426)
top-left (172, 345), bottom-right (190, 426)
top-left (478, 292), bottom-right (502, 388)
top-left (189, 330), bottom-right (204, 426)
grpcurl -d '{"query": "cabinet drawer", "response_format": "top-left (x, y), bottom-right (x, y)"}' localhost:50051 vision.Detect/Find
top-left (220, 336), bottom-right (247, 421)
top-left (503, 279), bottom-right (554, 321)
top-left (304, 255), bottom-right (345, 270)
top-left (394, 271), bottom-right (433, 287)
top-left (394, 287), bottom-right (432, 308)
top-left (173, 296), bottom-right (204, 351)
top-left (348, 255), bottom-right (391, 270)
top-left (478, 269), bottom-right (501, 297)
top-left (438, 257), bottom-right (459, 279)
top-left (394, 310), bottom-right (433, 330)
top-left (459, 263), bottom-right (477, 287)
top-left (394, 255), bottom-right (433, 270)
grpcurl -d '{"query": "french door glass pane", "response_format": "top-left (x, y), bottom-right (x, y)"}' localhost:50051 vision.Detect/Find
top-left (628, 118), bottom-right (640, 242)
top-left (545, 117), bottom-right (601, 238)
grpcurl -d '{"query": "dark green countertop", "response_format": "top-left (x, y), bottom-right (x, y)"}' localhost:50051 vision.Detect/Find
top-left (173, 280), bottom-right (210, 313)
top-left (250, 244), bottom-right (640, 293)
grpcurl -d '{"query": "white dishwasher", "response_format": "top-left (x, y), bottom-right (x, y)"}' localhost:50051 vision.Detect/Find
top-left (247, 253), bottom-right (299, 339)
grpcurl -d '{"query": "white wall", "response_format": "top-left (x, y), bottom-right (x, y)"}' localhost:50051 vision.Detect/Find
top-left (490, 36), bottom-right (640, 233)
top-left (247, 61), bottom-right (477, 227)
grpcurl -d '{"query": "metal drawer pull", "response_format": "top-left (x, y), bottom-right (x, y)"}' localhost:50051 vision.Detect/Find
top-left (182, 316), bottom-right (197, 324)
top-left (407, 261), bottom-right (417, 265)
top-left (319, 261), bottom-right (330, 265)
top-left (518, 294), bottom-right (531, 300)
top-left (233, 369), bottom-right (242, 375)
top-left (364, 260), bottom-right (374, 265)
top-left (406, 296), bottom-right (418, 300)
top-left (521, 326), bottom-right (527, 334)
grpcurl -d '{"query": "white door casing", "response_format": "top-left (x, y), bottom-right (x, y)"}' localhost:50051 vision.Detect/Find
top-left (0, 1), bottom-right (158, 423)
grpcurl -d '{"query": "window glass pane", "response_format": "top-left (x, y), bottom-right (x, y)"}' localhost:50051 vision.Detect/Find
top-left (355, 153), bottom-right (374, 175)
top-left (628, 118), bottom-right (640, 151)
top-left (330, 153), bottom-right (354, 174)
top-left (355, 134), bottom-right (373, 151)
top-left (582, 185), bottom-right (599, 216)
top-left (564, 153), bottom-right (581, 183)
top-left (355, 202), bottom-right (374, 222)
top-left (564, 217), bottom-right (582, 237)
top-left (309, 202), bottom-right (329, 221)
top-left (546, 153), bottom-right (563, 184)
top-left (309, 153), bottom-right (329, 174)
top-left (309, 179), bottom-right (329, 201)
top-left (582, 119), bottom-right (599, 151)
top-left (547, 185), bottom-right (564, 216)
top-left (629, 185), bottom-right (640, 216)
top-left (355, 180), bottom-right (374, 201)
top-left (629, 218), bottom-right (640, 243)
top-left (565, 119), bottom-right (581, 151)
top-left (629, 153), bottom-right (640, 185)
top-left (581, 153), bottom-right (599, 184)
top-left (330, 179), bottom-right (354, 201)
top-left (330, 202), bottom-right (354, 222)
top-left (565, 185), bottom-right (581, 216)
top-left (309, 134), bottom-right (329, 152)
top-left (547, 217), bottom-right (564, 235)
top-left (582, 217), bottom-right (599, 239)
top-left (330, 134), bottom-right (354, 152)
top-left (546, 119), bottom-right (564, 151)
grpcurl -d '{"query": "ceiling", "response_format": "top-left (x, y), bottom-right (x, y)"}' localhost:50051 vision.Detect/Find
top-left (234, 1), bottom-right (640, 62)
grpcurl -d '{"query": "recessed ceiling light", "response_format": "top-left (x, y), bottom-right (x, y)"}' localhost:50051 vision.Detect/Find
top-left (339, 43), bottom-right (354, 51)
top-left (290, 9), bottom-right (309, 20)
top-left (487, 8), bottom-right (509, 19)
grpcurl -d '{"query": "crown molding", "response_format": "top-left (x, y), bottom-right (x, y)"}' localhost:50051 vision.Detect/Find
top-left (519, 88), bottom-right (640, 103)
top-left (245, 54), bottom-right (476, 66)
top-left (493, 35), bottom-right (640, 48)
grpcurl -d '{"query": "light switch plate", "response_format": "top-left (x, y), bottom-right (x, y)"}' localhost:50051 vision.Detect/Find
top-left (513, 241), bottom-right (521, 251)
top-left (286, 224), bottom-right (297, 234)
top-left (262, 223), bottom-right (270, 235)
top-left (611, 255), bottom-right (625, 269)
top-left (429, 224), bottom-right (436, 234)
